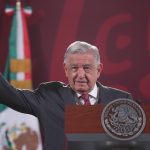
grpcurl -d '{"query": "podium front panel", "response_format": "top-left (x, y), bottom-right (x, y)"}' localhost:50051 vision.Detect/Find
top-left (65, 105), bottom-right (150, 150)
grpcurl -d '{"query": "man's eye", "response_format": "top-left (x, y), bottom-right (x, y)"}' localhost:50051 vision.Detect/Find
top-left (84, 66), bottom-right (91, 72)
top-left (71, 66), bottom-right (78, 71)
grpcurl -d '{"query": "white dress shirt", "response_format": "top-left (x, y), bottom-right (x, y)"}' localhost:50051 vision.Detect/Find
top-left (76, 84), bottom-right (98, 105)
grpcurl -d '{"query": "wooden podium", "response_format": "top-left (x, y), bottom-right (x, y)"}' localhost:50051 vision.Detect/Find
top-left (65, 105), bottom-right (150, 150)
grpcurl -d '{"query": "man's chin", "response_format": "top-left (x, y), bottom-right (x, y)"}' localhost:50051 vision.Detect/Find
top-left (74, 86), bottom-right (89, 93)
top-left (73, 82), bottom-right (88, 91)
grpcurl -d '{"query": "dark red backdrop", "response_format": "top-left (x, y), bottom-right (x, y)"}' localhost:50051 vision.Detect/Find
top-left (0, 0), bottom-right (150, 103)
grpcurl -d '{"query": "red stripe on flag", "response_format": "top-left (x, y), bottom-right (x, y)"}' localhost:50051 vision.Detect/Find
top-left (21, 8), bottom-right (32, 81)
top-left (21, 9), bottom-right (31, 58)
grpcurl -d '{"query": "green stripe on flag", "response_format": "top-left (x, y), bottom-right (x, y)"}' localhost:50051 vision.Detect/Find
top-left (9, 11), bottom-right (17, 58)
top-left (9, 10), bottom-right (18, 80)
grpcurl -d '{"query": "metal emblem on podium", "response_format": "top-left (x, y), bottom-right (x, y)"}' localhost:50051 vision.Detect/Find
top-left (101, 99), bottom-right (146, 140)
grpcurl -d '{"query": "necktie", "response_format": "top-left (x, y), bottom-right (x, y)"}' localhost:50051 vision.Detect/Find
top-left (81, 94), bottom-right (91, 105)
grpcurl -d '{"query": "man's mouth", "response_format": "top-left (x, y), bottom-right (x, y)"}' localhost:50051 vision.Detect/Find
top-left (75, 80), bottom-right (87, 84)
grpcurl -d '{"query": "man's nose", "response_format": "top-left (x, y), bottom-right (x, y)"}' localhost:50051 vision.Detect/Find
top-left (77, 68), bottom-right (85, 78)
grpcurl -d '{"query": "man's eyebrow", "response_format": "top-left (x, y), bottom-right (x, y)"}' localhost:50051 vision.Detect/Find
top-left (83, 64), bottom-right (92, 66)
top-left (83, 64), bottom-right (94, 67)
top-left (69, 64), bottom-right (77, 67)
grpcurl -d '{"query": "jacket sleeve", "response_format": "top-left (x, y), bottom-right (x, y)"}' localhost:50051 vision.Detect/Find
top-left (0, 74), bottom-right (42, 116)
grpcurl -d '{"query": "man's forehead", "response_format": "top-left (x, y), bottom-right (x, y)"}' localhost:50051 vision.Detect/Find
top-left (65, 53), bottom-right (97, 66)
top-left (70, 64), bottom-right (93, 66)
top-left (67, 63), bottom-right (97, 69)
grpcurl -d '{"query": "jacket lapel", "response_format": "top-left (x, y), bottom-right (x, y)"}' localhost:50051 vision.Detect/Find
top-left (96, 82), bottom-right (108, 104)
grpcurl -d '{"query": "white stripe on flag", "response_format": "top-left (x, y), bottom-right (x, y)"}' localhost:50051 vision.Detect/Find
top-left (16, 4), bottom-right (25, 80)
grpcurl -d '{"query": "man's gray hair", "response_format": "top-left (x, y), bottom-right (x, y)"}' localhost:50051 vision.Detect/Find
top-left (64, 41), bottom-right (101, 64)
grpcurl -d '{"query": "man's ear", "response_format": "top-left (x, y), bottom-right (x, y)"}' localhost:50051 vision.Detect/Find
top-left (97, 63), bottom-right (103, 77)
top-left (63, 63), bottom-right (68, 77)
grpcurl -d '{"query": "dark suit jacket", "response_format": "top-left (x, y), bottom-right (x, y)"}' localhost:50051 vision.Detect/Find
top-left (0, 75), bottom-right (132, 150)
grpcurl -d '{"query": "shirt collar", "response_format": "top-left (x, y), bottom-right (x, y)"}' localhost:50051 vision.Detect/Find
top-left (76, 84), bottom-right (98, 98)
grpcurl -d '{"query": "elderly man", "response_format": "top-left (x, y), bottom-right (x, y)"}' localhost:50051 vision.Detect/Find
top-left (0, 41), bottom-right (132, 150)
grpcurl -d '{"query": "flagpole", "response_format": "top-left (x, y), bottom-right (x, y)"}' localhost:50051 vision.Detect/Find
top-left (16, 0), bottom-right (21, 8)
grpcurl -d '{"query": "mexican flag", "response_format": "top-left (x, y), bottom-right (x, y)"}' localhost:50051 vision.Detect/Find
top-left (0, 2), bottom-right (42, 150)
